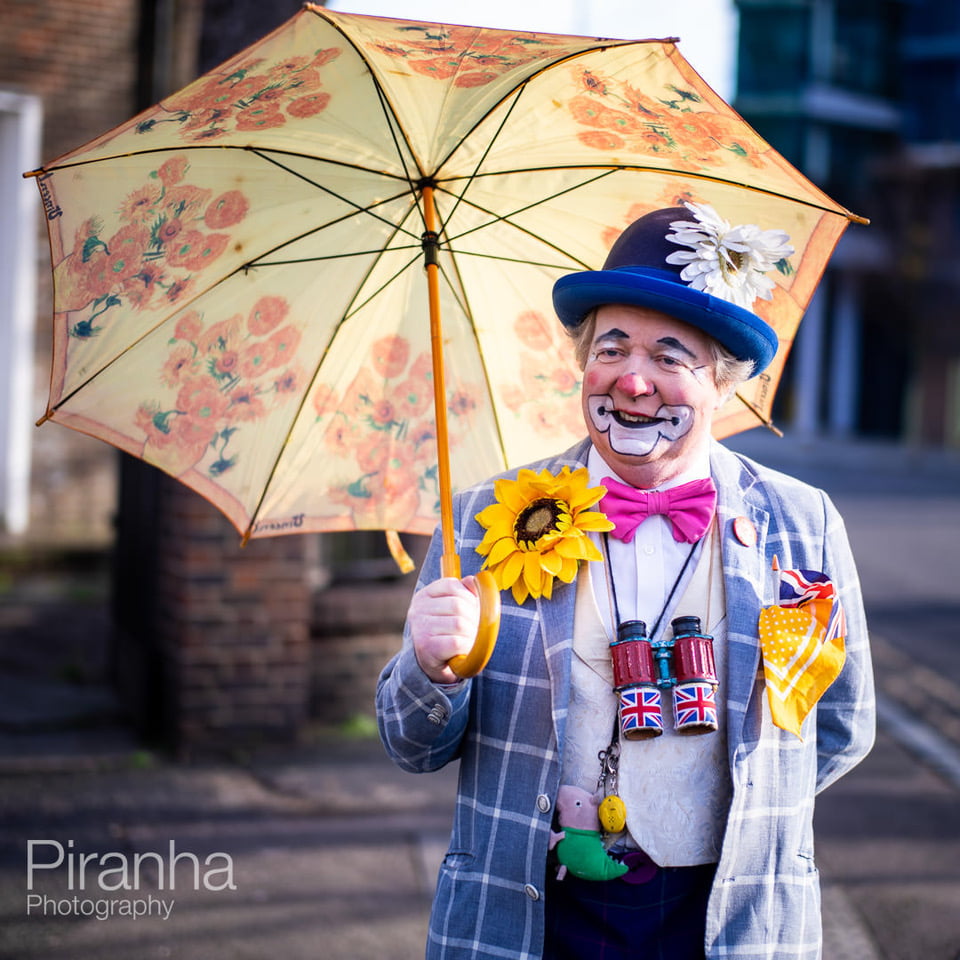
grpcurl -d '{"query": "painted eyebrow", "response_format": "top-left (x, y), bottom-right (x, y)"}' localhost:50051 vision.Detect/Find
top-left (592, 330), bottom-right (699, 361)
top-left (656, 336), bottom-right (698, 359)
top-left (592, 327), bottom-right (630, 344)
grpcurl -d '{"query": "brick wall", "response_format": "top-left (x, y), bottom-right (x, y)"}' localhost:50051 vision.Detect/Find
top-left (155, 477), bottom-right (312, 755)
top-left (1, 0), bottom-right (139, 167)
top-left (311, 579), bottom-right (415, 725)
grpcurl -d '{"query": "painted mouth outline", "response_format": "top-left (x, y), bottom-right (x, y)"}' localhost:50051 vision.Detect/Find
top-left (602, 407), bottom-right (683, 429)
top-left (586, 394), bottom-right (694, 454)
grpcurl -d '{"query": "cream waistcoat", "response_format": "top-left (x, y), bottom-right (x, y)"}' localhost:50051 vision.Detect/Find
top-left (560, 523), bottom-right (732, 866)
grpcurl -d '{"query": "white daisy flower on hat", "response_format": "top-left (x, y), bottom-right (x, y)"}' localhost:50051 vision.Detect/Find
top-left (666, 202), bottom-right (794, 311)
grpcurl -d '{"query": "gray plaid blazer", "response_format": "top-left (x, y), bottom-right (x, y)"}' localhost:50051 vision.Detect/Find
top-left (377, 439), bottom-right (875, 960)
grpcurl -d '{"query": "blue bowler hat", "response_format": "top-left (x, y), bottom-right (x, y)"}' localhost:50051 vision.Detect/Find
top-left (552, 206), bottom-right (781, 374)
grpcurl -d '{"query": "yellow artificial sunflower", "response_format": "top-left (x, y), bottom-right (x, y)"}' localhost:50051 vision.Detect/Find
top-left (475, 466), bottom-right (614, 605)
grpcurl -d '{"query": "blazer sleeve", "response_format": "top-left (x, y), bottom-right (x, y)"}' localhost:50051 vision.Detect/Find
top-left (814, 489), bottom-right (876, 793)
top-left (375, 503), bottom-right (473, 774)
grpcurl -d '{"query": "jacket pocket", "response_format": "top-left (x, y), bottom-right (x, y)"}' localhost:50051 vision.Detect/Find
top-left (441, 850), bottom-right (475, 870)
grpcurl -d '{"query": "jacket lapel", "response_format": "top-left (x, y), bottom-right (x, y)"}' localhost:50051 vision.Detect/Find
top-left (534, 438), bottom-right (592, 749)
top-left (710, 442), bottom-right (772, 754)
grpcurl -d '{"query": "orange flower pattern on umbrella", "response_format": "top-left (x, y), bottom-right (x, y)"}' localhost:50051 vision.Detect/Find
top-left (53, 156), bottom-right (248, 340)
top-left (500, 311), bottom-right (583, 439)
top-left (316, 334), bottom-right (480, 531)
top-left (369, 23), bottom-right (573, 87)
top-left (136, 297), bottom-right (303, 478)
top-left (138, 46), bottom-right (342, 142)
top-left (567, 67), bottom-right (769, 171)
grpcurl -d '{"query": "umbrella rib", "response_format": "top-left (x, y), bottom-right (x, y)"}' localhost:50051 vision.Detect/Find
top-left (432, 170), bottom-right (618, 271)
top-left (369, 71), bottom-right (430, 226)
top-left (34, 142), bottom-right (415, 180)
top-left (255, 245), bottom-right (419, 267)
top-left (241, 214), bottom-right (428, 540)
top-left (428, 39), bottom-right (641, 177)
top-left (424, 244), bottom-right (512, 475)
top-left (248, 213), bottom-right (418, 269)
top-left (319, 201), bottom-right (427, 329)
top-left (436, 83), bottom-right (526, 230)
top-left (438, 248), bottom-right (587, 271)
top-left (340, 250), bottom-right (424, 321)
top-left (311, 199), bottom-right (427, 325)
top-left (306, 4), bottom-right (428, 223)
top-left (442, 162), bottom-right (861, 222)
top-left (251, 149), bottom-right (422, 242)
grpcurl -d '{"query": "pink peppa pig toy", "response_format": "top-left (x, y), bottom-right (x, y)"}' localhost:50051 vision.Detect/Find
top-left (548, 785), bottom-right (629, 881)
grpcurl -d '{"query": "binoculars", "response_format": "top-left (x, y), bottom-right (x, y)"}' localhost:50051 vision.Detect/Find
top-left (610, 616), bottom-right (718, 739)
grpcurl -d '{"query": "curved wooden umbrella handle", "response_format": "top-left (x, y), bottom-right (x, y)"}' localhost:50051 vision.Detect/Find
top-left (447, 569), bottom-right (501, 679)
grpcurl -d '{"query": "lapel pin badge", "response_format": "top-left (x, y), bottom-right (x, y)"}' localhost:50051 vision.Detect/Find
top-left (732, 516), bottom-right (757, 547)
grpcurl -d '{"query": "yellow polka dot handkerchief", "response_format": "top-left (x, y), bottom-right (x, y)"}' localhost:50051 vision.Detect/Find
top-left (758, 568), bottom-right (846, 739)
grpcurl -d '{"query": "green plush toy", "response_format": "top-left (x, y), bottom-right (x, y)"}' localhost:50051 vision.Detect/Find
top-left (549, 785), bottom-right (629, 882)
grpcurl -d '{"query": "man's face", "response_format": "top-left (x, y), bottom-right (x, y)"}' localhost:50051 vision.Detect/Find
top-left (581, 304), bottom-right (724, 487)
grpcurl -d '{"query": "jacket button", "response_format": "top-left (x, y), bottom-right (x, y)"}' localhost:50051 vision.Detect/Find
top-left (426, 705), bottom-right (446, 725)
top-left (536, 794), bottom-right (551, 814)
top-left (524, 883), bottom-right (540, 901)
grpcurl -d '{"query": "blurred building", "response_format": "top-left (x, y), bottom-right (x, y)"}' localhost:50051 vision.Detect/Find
top-left (735, 0), bottom-right (960, 446)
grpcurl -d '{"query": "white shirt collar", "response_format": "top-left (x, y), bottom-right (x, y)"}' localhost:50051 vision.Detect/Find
top-left (586, 444), bottom-right (711, 492)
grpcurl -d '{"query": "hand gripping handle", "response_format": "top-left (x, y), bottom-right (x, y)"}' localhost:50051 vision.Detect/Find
top-left (446, 569), bottom-right (501, 678)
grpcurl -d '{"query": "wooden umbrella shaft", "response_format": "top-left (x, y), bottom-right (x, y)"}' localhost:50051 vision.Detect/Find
top-left (419, 184), bottom-right (499, 681)
top-left (421, 185), bottom-right (461, 580)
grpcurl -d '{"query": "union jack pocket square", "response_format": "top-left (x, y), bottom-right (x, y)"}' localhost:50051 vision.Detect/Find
top-left (758, 568), bottom-right (846, 739)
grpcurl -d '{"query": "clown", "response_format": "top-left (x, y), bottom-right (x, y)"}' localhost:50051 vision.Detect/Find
top-left (378, 203), bottom-right (875, 960)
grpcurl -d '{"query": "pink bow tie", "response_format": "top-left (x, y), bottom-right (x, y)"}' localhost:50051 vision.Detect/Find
top-left (600, 476), bottom-right (717, 544)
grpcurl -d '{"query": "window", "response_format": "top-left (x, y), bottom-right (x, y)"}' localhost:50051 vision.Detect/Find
top-left (0, 90), bottom-right (42, 535)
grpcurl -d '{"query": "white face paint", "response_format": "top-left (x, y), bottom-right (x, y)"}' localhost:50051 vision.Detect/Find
top-left (579, 305), bottom-right (724, 488)
top-left (585, 395), bottom-right (694, 457)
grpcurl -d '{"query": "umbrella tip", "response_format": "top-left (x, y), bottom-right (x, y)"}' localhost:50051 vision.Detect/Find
top-left (771, 554), bottom-right (781, 572)
top-left (734, 391), bottom-right (784, 438)
top-left (386, 530), bottom-right (415, 574)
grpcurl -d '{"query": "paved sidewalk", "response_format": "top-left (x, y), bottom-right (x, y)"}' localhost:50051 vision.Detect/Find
top-left (2, 432), bottom-right (959, 959)
top-left (0, 722), bottom-right (888, 960)
top-left (0, 610), bottom-right (884, 960)
top-left (0, 732), bottom-right (457, 960)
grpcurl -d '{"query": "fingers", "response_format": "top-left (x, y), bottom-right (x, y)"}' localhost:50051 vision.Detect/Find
top-left (409, 577), bottom-right (481, 684)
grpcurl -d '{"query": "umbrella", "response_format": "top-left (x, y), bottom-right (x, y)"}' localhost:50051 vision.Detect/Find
top-left (29, 6), bottom-right (864, 675)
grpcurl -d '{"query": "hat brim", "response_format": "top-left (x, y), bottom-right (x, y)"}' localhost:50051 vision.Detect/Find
top-left (553, 266), bottom-right (778, 374)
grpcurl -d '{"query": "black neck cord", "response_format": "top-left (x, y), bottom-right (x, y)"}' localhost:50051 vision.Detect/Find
top-left (600, 533), bottom-right (698, 639)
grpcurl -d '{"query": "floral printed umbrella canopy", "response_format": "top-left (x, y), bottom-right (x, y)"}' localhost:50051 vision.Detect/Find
top-left (32, 5), bottom-right (864, 544)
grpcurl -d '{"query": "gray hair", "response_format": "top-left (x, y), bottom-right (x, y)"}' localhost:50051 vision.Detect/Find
top-left (566, 309), bottom-right (755, 401)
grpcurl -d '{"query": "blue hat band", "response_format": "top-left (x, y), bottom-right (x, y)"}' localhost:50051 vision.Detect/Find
top-left (552, 265), bottom-right (778, 373)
